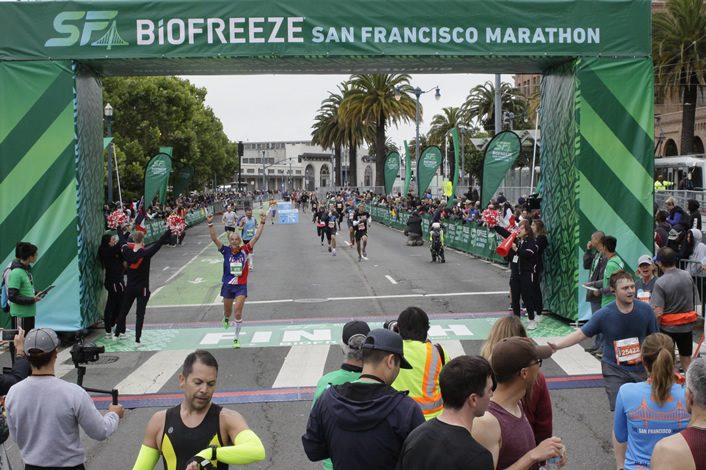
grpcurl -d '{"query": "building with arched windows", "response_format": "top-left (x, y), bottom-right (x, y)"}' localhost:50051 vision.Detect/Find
top-left (238, 141), bottom-right (374, 192)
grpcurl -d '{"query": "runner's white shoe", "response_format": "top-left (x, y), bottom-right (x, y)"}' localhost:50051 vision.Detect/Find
top-left (527, 320), bottom-right (537, 330)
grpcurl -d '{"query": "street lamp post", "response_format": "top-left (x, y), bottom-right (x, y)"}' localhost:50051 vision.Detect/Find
top-left (104, 103), bottom-right (113, 204)
top-left (395, 85), bottom-right (440, 194)
top-left (261, 150), bottom-right (266, 192)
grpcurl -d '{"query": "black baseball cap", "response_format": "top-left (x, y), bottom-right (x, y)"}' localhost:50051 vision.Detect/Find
top-left (342, 320), bottom-right (370, 346)
top-left (362, 329), bottom-right (412, 369)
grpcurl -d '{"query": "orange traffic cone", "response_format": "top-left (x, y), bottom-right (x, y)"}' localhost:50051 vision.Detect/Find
top-left (496, 232), bottom-right (517, 257)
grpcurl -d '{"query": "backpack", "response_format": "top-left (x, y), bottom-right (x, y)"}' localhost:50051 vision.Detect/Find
top-left (0, 266), bottom-right (13, 313)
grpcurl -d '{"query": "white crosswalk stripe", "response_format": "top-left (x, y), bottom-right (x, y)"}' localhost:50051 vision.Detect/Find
top-left (436, 340), bottom-right (466, 359)
top-left (272, 344), bottom-right (330, 388)
top-left (32, 337), bottom-right (615, 399)
top-left (538, 337), bottom-right (602, 375)
top-left (114, 350), bottom-right (192, 395)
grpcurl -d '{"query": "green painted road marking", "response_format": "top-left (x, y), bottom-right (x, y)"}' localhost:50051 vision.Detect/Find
top-left (95, 316), bottom-right (574, 352)
top-left (150, 250), bottom-right (222, 306)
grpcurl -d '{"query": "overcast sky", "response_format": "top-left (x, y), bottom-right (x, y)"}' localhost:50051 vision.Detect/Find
top-left (185, 73), bottom-right (512, 148)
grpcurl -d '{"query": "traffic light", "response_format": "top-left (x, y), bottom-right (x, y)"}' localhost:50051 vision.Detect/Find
top-left (238, 141), bottom-right (244, 157)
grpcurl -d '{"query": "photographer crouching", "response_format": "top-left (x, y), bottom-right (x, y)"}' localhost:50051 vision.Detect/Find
top-left (5, 328), bottom-right (124, 470)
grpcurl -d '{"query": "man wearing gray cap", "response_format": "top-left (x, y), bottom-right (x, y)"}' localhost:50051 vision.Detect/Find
top-left (313, 320), bottom-right (370, 402)
top-left (6, 328), bottom-right (124, 470)
top-left (302, 329), bottom-right (424, 470)
top-left (472, 337), bottom-right (567, 469)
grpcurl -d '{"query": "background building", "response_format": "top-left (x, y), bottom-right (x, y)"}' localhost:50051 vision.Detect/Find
top-left (515, 0), bottom-right (706, 160)
top-left (238, 141), bottom-right (374, 192)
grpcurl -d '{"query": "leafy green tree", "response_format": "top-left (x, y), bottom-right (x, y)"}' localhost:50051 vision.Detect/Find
top-left (103, 77), bottom-right (237, 200)
top-left (340, 74), bottom-right (416, 187)
top-left (461, 81), bottom-right (528, 133)
top-left (653, 0), bottom-right (706, 155)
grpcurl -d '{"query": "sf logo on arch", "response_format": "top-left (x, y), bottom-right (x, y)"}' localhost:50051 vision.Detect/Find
top-left (45, 11), bottom-right (129, 50)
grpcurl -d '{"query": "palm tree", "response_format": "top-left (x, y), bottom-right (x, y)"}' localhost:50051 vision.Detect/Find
top-left (427, 107), bottom-right (464, 179)
top-left (653, 0), bottom-right (706, 155)
top-left (337, 81), bottom-right (375, 187)
top-left (340, 74), bottom-right (416, 188)
top-left (311, 90), bottom-right (345, 186)
top-left (461, 81), bottom-right (528, 133)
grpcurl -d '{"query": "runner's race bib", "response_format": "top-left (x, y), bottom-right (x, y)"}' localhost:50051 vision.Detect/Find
top-left (358, 223), bottom-right (366, 231)
top-left (230, 261), bottom-right (243, 277)
top-left (328, 221), bottom-right (336, 228)
top-left (348, 212), bottom-right (354, 219)
top-left (614, 337), bottom-right (641, 365)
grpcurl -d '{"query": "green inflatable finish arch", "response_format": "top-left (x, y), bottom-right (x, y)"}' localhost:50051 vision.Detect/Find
top-left (0, 0), bottom-right (653, 330)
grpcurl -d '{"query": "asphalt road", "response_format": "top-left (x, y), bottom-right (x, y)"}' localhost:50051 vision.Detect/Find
top-left (1, 210), bottom-right (617, 469)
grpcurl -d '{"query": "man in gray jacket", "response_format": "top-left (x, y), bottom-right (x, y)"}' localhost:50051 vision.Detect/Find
top-left (6, 329), bottom-right (124, 469)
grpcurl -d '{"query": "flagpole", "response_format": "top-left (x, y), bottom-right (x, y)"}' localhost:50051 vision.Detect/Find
top-left (529, 110), bottom-right (539, 193)
top-left (112, 143), bottom-right (124, 209)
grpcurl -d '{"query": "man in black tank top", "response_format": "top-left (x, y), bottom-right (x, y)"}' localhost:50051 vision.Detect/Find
top-left (133, 350), bottom-right (266, 469)
top-left (651, 357), bottom-right (706, 470)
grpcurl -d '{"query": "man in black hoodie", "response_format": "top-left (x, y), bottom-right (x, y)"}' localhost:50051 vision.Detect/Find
top-left (114, 229), bottom-right (171, 345)
top-left (302, 329), bottom-right (424, 470)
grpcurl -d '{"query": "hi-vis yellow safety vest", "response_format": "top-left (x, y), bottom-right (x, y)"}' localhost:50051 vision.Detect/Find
top-left (443, 179), bottom-right (453, 197)
top-left (392, 340), bottom-right (448, 419)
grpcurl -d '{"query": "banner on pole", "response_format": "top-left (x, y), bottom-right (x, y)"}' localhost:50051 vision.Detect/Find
top-left (481, 131), bottom-right (521, 206)
top-left (404, 141), bottom-right (412, 195)
top-left (417, 146), bottom-right (443, 195)
top-left (384, 151), bottom-right (400, 195)
top-left (447, 128), bottom-right (461, 208)
top-left (144, 153), bottom-right (172, 206)
top-left (173, 165), bottom-right (194, 197)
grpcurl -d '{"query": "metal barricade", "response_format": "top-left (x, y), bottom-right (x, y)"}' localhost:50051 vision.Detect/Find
top-left (677, 259), bottom-right (706, 313)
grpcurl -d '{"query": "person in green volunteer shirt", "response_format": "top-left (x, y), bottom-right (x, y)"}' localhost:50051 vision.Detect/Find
top-left (313, 320), bottom-right (370, 401)
top-left (312, 320), bottom-right (370, 470)
top-left (7, 242), bottom-right (45, 362)
top-left (599, 236), bottom-right (624, 307)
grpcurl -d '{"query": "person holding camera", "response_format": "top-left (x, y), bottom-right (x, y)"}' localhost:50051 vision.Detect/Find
top-left (391, 307), bottom-right (450, 420)
top-left (6, 328), bottom-right (124, 470)
top-left (0, 328), bottom-right (30, 395)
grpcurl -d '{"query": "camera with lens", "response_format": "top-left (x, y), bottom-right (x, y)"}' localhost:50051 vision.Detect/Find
top-left (70, 340), bottom-right (104, 365)
top-left (383, 320), bottom-right (399, 333)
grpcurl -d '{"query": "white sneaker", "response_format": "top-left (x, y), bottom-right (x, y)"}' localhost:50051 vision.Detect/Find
top-left (535, 314), bottom-right (544, 323)
top-left (527, 320), bottom-right (537, 330)
top-left (361, 255), bottom-right (368, 261)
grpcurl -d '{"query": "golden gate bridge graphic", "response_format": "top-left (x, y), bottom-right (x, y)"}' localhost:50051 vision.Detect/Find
top-left (91, 22), bottom-right (129, 50)
top-left (626, 399), bottom-right (690, 429)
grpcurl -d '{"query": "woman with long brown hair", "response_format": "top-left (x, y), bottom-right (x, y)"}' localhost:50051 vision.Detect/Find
top-left (613, 333), bottom-right (689, 470)
top-left (481, 316), bottom-right (553, 445)
top-left (508, 219), bottom-right (540, 330)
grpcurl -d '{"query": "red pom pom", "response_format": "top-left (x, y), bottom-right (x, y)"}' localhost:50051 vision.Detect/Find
top-left (166, 214), bottom-right (186, 236)
top-left (106, 210), bottom-right (128, 230)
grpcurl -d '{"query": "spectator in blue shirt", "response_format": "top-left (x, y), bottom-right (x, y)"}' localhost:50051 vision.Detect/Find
top-left (613, 333), bottom-right (689, 470)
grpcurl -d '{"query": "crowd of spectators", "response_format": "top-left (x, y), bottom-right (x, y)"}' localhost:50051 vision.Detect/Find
top-left (369, 188), bottom-right (541, 228)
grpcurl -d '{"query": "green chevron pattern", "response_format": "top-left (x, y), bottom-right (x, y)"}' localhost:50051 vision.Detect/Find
top-left (538, 58), bottom-right (654, 321)
top-left (0, 61), bottom-right (83, 331)
top-left (75, 64), bottom-right (105, 328)
top-left (576, 58), bottom-right (654, 270)
top-left (539, 62), bottom-right (580, 319)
